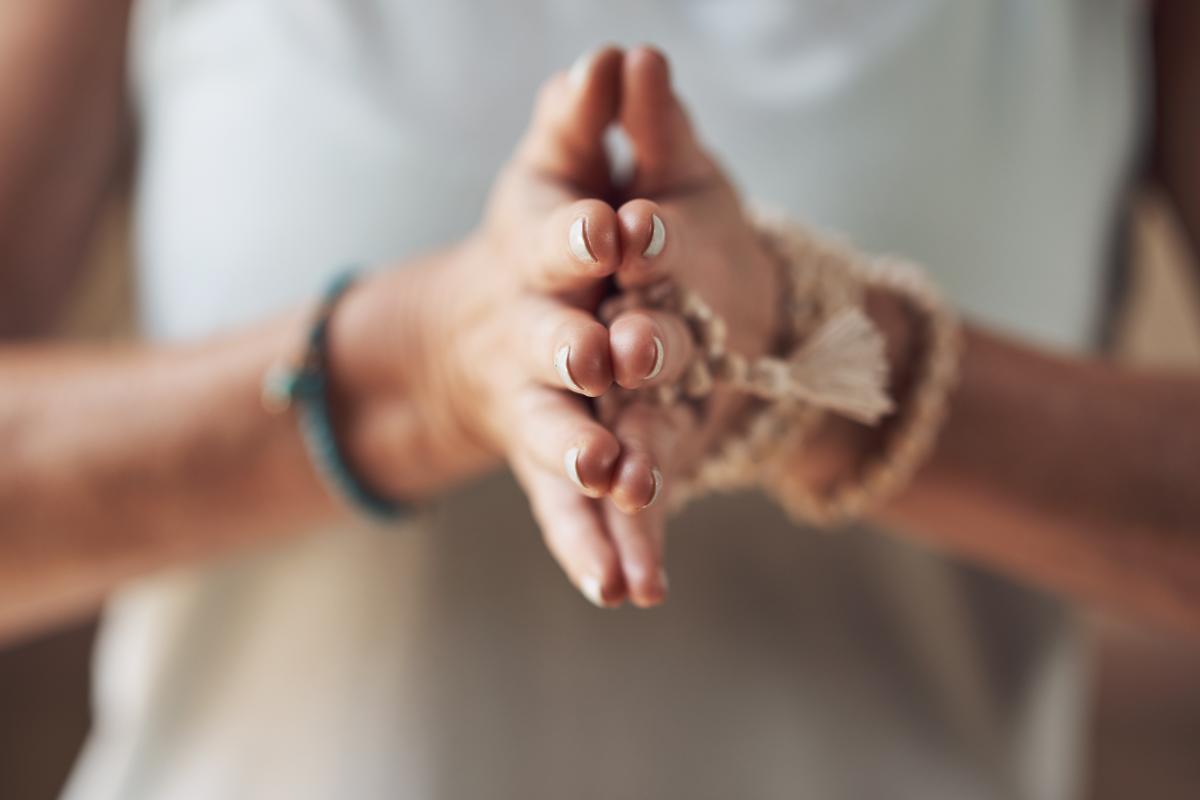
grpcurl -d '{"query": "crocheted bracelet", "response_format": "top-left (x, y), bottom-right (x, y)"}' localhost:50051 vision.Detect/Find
top-left (602, 208), bottom-right (963, 527)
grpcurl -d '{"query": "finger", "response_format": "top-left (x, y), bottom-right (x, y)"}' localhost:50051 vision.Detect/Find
top-left (609, 308), bottom-right (695, 389)
top-left (621, 46), bottom-right (713, 194)
top-left (511, 454), bottom-right (626, 608)
top-left (519, 294), bottom-right (612, 397)
top-left (507, 385), bottom-right (621, 499)
top-left (603, 499), bottom-right (668, 609)
top-left (607, 401), bottom-right (688, 515)
top-left (603, 400), bottom-right (692, 607)
top-left (524, 198), bottom-right (620, 292)
top-left (516, 45), bottom-right (623, 193)
top-left (614, 199), bottom-right (681, 289)
top-left (606, 401), bottom-right (695, 606)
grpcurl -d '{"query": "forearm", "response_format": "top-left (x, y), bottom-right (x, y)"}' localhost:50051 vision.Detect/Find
top-left (830, 0), bottom-right (1200, 630)
top-left (1152, 0), bottom-right (1200, 263)
top-left (883, 327), bottom-right (1200, 631)
top-left (0, 0), bottom-right (133, 335)
top-left (0, 256), bottom-right (492, 642)
top-left (0, 317), bottom-right (339, 640)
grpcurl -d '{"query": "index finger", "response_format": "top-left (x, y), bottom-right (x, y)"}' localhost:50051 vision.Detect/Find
top-left (523, 198), bottom-right (621, 292)
top-left (614, 199), bottom-right (683, 289)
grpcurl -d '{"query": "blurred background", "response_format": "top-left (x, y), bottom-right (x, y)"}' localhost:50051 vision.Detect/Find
top-left (0, 189), bottom-right (1197, 799)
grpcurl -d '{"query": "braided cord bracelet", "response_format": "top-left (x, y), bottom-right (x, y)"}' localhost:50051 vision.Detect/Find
top-left (758, 213), bottom-right (963, 524)
top-left (603, 208), bottom-right (962, 527)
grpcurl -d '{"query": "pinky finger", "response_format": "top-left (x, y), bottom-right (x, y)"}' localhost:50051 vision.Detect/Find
top-left (510, 454), bottom-right (627, 609)
top-left (603, 499), bottom-right (668, 609)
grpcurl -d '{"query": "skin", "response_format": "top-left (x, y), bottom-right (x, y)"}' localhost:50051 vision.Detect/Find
top-left (570, 45), bottom-right (1200, 633)
top-left (523, 49), bottom-right (785, 608)
top-left (1, 5), bottom-right (1200, 641)
top-left (0, 41), bottom-right (685, 638)
top-left (0, 0), bottom-right (132, 338)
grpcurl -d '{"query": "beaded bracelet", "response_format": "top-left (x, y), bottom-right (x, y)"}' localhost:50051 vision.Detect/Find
top-left (603, 208), bottom-right (962, 527)
top-left (261, 269), bottom-right (408, 523)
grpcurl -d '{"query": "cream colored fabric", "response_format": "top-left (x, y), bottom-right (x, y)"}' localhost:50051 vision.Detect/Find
top-left (67, 1), bottom-right (1145, 798)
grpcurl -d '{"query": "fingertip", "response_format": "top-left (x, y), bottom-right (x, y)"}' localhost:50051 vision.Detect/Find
top-left (563, 200), bottom-right (620, 279)
top-left (565, 428), bottom-right (621, 497)
top-left (599, 425), bottom-right (671, 608)
top-left (581, 567), bottom-right (628, 609)
top-left (625, 44), bottom-right (672, 88)
top-left (621, 47), bottom-right (709, 194)
top-left (568, 44), bottom-right (624, 91)
top-left (623, 46), bottom-right (675, 129)
top-left (610, 312), bottom-right (665, 389)
top-left (617, 528), bottom-right (668, 609)
top-left (567, 51), bottom-right (594, 90)
top-left (557, 317), bottom-right (612, 396)
top-left (628, 569), bottom-right (668, 609)
top-left (518, 454), bottom-right (630, 611)
top-left (616, 199), bottom-right (670, 286)
top-left (610, 450), bottom-right (663, 514)
top-left (522, 47), bottom-right (623, 192)
top-left (578, 533), bottom-right (628, 609)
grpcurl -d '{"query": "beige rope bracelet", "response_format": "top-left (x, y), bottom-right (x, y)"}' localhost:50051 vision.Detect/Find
top-left (600, 207), bottom-right (963, 528)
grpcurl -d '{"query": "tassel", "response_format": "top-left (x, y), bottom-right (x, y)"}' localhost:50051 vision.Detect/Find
top-left (740, 308), bottom-right (893, 424)
top-left (604, 277), bottom-right (894, 426)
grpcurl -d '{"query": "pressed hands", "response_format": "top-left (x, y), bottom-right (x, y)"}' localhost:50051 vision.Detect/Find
top-left (330, 47), bottom-right (781, 608)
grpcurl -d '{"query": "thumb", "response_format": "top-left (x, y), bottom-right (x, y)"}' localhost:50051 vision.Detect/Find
top-left (516, 46), bottom-right (623, 195)
top-left (620, 46), bottom-right (714, 195)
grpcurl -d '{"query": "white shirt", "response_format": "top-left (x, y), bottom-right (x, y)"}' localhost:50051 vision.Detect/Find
top-left (67, 1), bottom-right (1145, 798)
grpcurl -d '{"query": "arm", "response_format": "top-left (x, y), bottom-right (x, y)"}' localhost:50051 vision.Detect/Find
top-left (0, 323), bottom-right (333, 642)
top-left (1151, 0), bottom-right (1200, 270)
top-left (868, 1), bottom-right (1200, 632)
top-left (0, 260), bottom-right (491, 644)
top-left (877, 326), bottom-right (1200, 633)
top-left (760, 294), bottom-right (1200, 633)
top-left (0, 48), bottom-right (696, 638)
top-left (595, 47), bottom-right (1200, 631)
top-left (0, 0), bottom-right (133, 337)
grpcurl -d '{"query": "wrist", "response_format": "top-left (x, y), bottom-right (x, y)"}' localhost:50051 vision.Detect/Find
top-left (782, 289), bottom-right (921, 495)
top-left (326, 264), bottom-right (424, 402)
top-left (323, 253), bottom-right (496, 500)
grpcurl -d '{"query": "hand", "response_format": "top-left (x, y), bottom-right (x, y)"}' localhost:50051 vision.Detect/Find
top-left (548, 48), bottom-right (784, 607)
top-left (325, 48), bottom-right (696, 607)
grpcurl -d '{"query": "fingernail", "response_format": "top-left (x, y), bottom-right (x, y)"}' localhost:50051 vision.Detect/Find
top-left (645, 336), bottom-right (665, 381)
top-left (568, 50), bottom-right (595, 89)
top-left (581, 575), bottom-right (606, 607)
top-left (564, 446), bottom-right (585, 490)
top-left (569, 216), bottom-right (597, 264)
top-left (564, 446), bottom-right (600, 497)
top-left (555, 344), bottom-right (586, 393)
top-left (643, 213), bottom-right (666, 257)
top-left (642, 466), bottom-right (664, 509)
